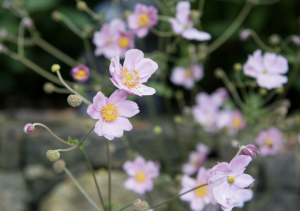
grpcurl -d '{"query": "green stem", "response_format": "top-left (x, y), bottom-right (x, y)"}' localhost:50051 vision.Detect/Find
top-left (64, 168), bottom-right (101, 211)
top-left (150, 27), bottom-right (174, 37)
top-left (264, 89), bottom-right (276, 105)
top-left (157, 15), bottom-right (170, 22)
top-left (59, 12), bottom-right (83, 37)
top-left (235, 71), bottom-right (247, 100)
top-left (56, 146), bottom-right (77, 152)
top-left (119, 199), bottom-right (141, 211)
top-left (148, 184), bottom-right (208, 210)
top-left (106, 139), bottom-right (112, 211)
top-left (80, 149), bottom-right (106, 211)
top-left (248, 29), bottom-right (274, 52)
top-left (5, 33), bottom-right (35, 45)
top-left (83, 38), bottom-right (98, 73)
top-left (198, 0), bottom-right (206, 15)
top-left (207, 2), bottom-right (253, 54)
top-left (18, 18), bottom-right (25, 56)
top-left (53, 87), bottom-right (72, 94)
top-left (78, 126), bottom-right (95, 146)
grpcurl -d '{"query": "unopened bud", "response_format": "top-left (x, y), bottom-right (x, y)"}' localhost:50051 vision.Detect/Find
top-left (245, 181), bottom-right (254, 189)
top-left (43, 82), bottom-right (55, 94)
top-left (53, 160), bottom-right (66, 173)
top-left (51, 64), bottom-right (60, 72)
top-left (214, 68), bottom-right (224, 79)
top-left (190, 10), bottom-right (200, 24)
top-left (46, 150), bottom-right (60, 162)
top-left (0, 29), bottom-right (7, 39)
top-left (153, 126), bottom-right (162, 134)
top-left (23, 18), bottom-right (33, 28)
top-left (2, 1), bottom-right (10, 9)
top-left (292, 35), bottom-right (300, 45)
top-left (51, 11), bottom-right (61, 21)
top-left (239, 29), bottom-right (250, 41)
top-left (175, 90), bottom-right (184, 99)
top-left (259, 88), bottom-right (267, 96)
top-left (23, 123), bottom-right (35, 134)
top-left (242, 144), bottom-right (259, 159)
top-left (133, 201), bottom-right (149, 211)
top-left (269, 34), bottom-right (280, 45)
top-left (275, 86), bottom-right (284, 94)
top-left (76, 1), bottom-right (87, 11)
top-left (67, 94), bottom-right (82, 107)
top-left (124, 10), bottom-right (133, 19)
top-left (174, 115), bottom-right (182, 123)
top-left (233, 63), bottom-right (242, 71)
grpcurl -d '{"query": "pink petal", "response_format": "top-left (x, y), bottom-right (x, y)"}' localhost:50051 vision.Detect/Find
top-left (109, 55), bottom-right (120, 75)
top-left (115, 100), bottom-right (139, 118)
top-left (208, 173), bottom-right (227, 187)
top-left (123, 161), bottom-right (137, 176)
top-left (263, 53), bottom-right (288, 74)
top-left (145, 161), bottom-right (159, 178)
top-left (124, 177), bottom-right (136, 190)
top-left (212, 182), bottom-right (234, 207)
top-left (176, 1), bottom-right (190, 24)
top-left (182, 28), bottom-right (211, 41)
top-left (87, 105), bottom-right (102, 119)
top-left (192, 64), bottom-right (204, 81)
top-left (179, 187), bottom-right (196, 201)
top-left (136, 58), bottom-right (158, 82)
top-left (137, 84), bottom-right (156, 95)
top-left (135, 27), bottom-right (149, 38)
top-left (103, 120), bottom-right (123, 140)
top-left (196, 167), bottom-right (209, 182)
top-left (230, 155), bottom-right (252, 175)
top-left (94, 117), bottom-right (104, 136)
top-left (123, 49), bottom-right (144, 70)
top-left (144, 178), bottom-right (154, 192)
top-left (135, 2), bottom-right (147, 14)
top-left (134, 156), bottom-right (146, 166)
top-left (182, 163), bottom-right (197, 175)
top-left (170, 67), bottom-right (186, 85)
top-left (127, 14), bottom-right (139, 30)
top-left (114, 117), bottom-right (133, 131)
top-left (168, 18), bottom-right (184, 34)
top-left (190, 197), bottom-right (205, 211)
top-left (243, 49), bottom-right (264, 77)
top-left (94, 47), bottom-right (103, 56)
top-left (256, 73), bottom-right (288, 90)
top-left (181, 175), bottom-right (196, 188)
top-left (108, 89), bottom-right (127, 105)
top-left (103, 44), bottom-right (121, 59)
top-left (211, 162), bottom-right (231, 173)
top-left (233, 174), bottom-right (254, 189)
top-left (183, 78), bottom-right (195, 89)
top-left (92, 92), bottom-right (108, 111)
top-left (109, 18), bottom-right (126, 32)
top-left (233, 189), bottom-right (253, 208)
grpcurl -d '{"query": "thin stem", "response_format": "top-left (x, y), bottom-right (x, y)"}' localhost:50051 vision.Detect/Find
top-left (157, 15), bottom-right (170, 22)
top-left (32, 123), bottom-right (73, 146)
top-left (264, 89), bottom-right (276, 105)
top-left (56, 70), bottom-right (92, 105)
top-left (207, 2), bottom-right (253, 54)
top-left (64, 168), bottom-right (101, 211)
top-left (18, 18), bottom-right (25, 56)
top-left (53, 87), bottom-right (72, 94)
top-left (106, 139), bottom-right (112, 211)
top-left (248, 29), bottom-right (274, 52)
top-left (56, 146), bottom-right (77, 152)
top-left (83, 38), bottom-right (98, 72)
top-left (150, 27), bottom-right (174, 37)
top-left (235, 71), bottom-right (247, 100)
top-left (148, 184), bottom-right (208, 210)
top-left (80, 149), bottom-right (106, 211)
top-left (198, 0), bottom-right (206, 15)
top-left (5, 33), bottom-right (35, 45)
top-left (78, 126), bottom-right (95, 146)
top-left (118, 200), bottom-right (141, 211)
top-left (278, 64), bottom-right (299, 99)
top-left (59, 13), bottom-right (83, 37)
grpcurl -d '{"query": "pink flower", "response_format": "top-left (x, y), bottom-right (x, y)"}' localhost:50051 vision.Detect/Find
top-left (208, 155), bottom-right (254, 202)
top-left (243, 49), bottom-right (289, 90)
top-left (168, 1), bottom-right (211, 41)
top-left (292, 35), bottom-right (300, 45)
top-left (239, 29), bottom-right (250, 41)
top-left (170, 64), bottom-right (204, 89)
top-left (123, 156), bottom-right (160, 195)
top-left (255, 127), bottom-right (283, 156)
top-left (182, 143), bottom-right (210, 175)
top-left (227, 110), bottom-right (246, 135)
top-left (241, 144), bottom-right (259, 159)
top-left (211, 87), bottom-right (229, 106)
top-left (219, 188), bottom-right (253, 211)
top-left (23, 123), bottom-right (35, 134)
top-left (23, 18), bottom-right (33, 28)
top-left (0, 44), bottom-right (4, 53)
top-left (87, 89), bottom-right (139, 140)
top-left (93, 18), bottom-right (134, 59)
top-left (109, 49), bottom-right (158, 96)
top-left (71, 64), bottom-right (90, 83)
top-left (180, 168), bottom-right (215, 211)
top-left (127, 3), bottom-right (158, 38)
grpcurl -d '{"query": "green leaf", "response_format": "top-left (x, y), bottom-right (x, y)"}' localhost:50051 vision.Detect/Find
top-left (25, 0), bottom-right (59, 12)
top-left (68, 136), bottom-right (74, 144)
top-left (78, 142), bottom-right (86, 150)
top-left (74, 139), bottom-right (79, 144)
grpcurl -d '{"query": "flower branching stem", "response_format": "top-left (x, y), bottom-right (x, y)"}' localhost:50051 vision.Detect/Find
top-left (106, 139), bottom-right (112, 211)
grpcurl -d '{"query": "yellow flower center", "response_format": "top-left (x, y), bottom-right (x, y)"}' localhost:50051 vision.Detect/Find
top-left (263, 69), bottom-right (268, 74)
top-left (119, 37), bottom-right (129, 48)
top-left (138, 13), bottom-right (149, 26)
top-left (232, 117), bottom-right (242, 129)
top-left (264, 137), bottom-right (273, 147)
top-left (195, 184), bottom-right (208, 197)
top-left (184, 24), bottom-right (189, 29)
top-left (102, 103), bottom-right (118, 121)
top-left (135, 172), bottom-right (146, 182)
top-left (76, 69), bottom-right (87, 80)
top-left (121, 67), bottom-right (140, 90)
top-left (185, 68), bottom-right (193, 78)
top-left (227, 176), bottom-right (235, 184)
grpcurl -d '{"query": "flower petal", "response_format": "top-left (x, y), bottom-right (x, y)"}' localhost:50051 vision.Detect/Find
top-left (115, 100), bottom-right (139, 118)
top-left (181, 175), bottom-right (196, 188)
top-left (87, 104), bottom-right (102, 119)
top-left (103, 120), bottom-right (123, 140)
top-left (170, 67), bottom-right (186, 85)
top-left (212, 182), bottom-right (234, 207)
top-left (108, 89), bottom-right (127, 105)
top-left (264, 52), bottom-right (288, 74)
top-left (137, 84), bottom-right (156, 95)
top-left (135, 27), bottom-right (149, 38)
top-left (127, 14), bottom-right (139, 30)
top-left (114, 117), bottom-right (133, 131)
top-left (230, 155), bottom-right (252, 175)
top-left (123, 161), bottom-right (137, 176)
top-left (256, 73), bottom-right (288, 90)
top-left (168, 18), bottom-right (184, 34)
top-left (233, 174), bottom-right (254, 189)
top-left (190, 197), bottom-right (205, 211)
top-left (136, 58), bottom-right (158, 82)
top-left (92, 92), bottom-right (108, 111)
top-left (94, 117), bottom-right (104, 136)
top-left (145, 161), bottom-right (159, 178)
top-left (176, 1), bottom-right (190, 24)
top-left (123, 49), bottom-right (144, 70)
top-left (182, 28), bottom-right (211, 41)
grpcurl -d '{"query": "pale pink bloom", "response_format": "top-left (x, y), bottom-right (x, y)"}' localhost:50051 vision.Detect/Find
top-left (211, 87), bottom-right (229, 107)
top-left (127, 3), bottom-right (158, 38)
top-left (109, 49), bottom-right (158, 96)
top-left (118, 31), bottom-right (135, 58)
top-left (170, 64), bottom-right (204, 89)
top-left (71, 64), bottom-right (90, 83)
top-left (123, 156), bottom-right (159, 195)
top-left (215, 110), bottom-right (232, 129)
top-left (87, 89), bottom-right (139, 140)
top-left (23, 123), bottom-right (35, 134)
top-left (168, 1), bottom-right (211, 41)
top-left (239, 29), bottom-right (250, 41)
top-left (241, 144), bottom-right (259, 159)
top-left (227, 110), bottom-right (246, 135)
top-left (243, 49), bottom-right (289, 90)
top-left (180, 168), bottom-right (215, 211)
top-left (23, 18), bottom-right (33, 28)
top-left (208, 155), bottom-right (254, 202)
top-left (182, 143), bottom-right (210, 175)
top-left (292, 35), bottom-right (300, 45)
top-left (218, 188), bottom-right (253, 211)
top-left (255, 127), bottom-right (283, 156)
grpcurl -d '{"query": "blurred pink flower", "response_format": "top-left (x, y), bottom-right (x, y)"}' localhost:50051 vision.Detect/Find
top-left (118, 31), bottom-right (135, 58)
top-left (242, 144), bottom-right (259, 159)
top-left (182, 143), bottom-right (210, 175)
top-left (87, 89), bottom-right (139, 140)
top-left (123, 156), bottom-right (160, 195)
top-left (23, 123), bottom-right (35, 134)
top-left (209, 155), bottom-right (254, 202)
top-left (239, 29), bottom-right (250, 41)
top-left (109, 49), bottom-right (158, 96)
top-left (219, 188), bottom-right (253, 211)
top-left (211, 87), bottom-right (229, 107)
top-left (180, 168), bottom-right (216, 211)
top-left (170, 64), bottom-right (204, 89)
top-left (292, 35), bottom-right (300, 45)
top-left (71, 64), bottom-right (90, 83)
top-left (127, 3), bottom-right (158, 38)
top-left (0, 28), bottom-right (7, 39)
top-left (23, 18), bottom-right (33, 28)
top-left (243, 49), bottom-right (289, 90)
top-left (168, 1), bottom-right (211, 41)
top-left (227, 110), bottom-right (246, 135)
top-left (255, 127), bottom-right (283, 156)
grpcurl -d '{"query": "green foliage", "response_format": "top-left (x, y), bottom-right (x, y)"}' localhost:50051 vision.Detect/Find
top-left (25, 0), bottom-right (59, 13)
top-left (147, 82), bottom-right (173, 99)
top-left (58, 7), bottom-right (91, 28)
top-left (67, 136), bottom-right (86, 150)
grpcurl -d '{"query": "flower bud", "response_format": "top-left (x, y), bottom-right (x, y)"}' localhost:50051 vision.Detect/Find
top-left (292, 35), bottom-right (300, 45)
top-left (153, 126), bottom-right (162, 134)
top-left (242, 144), bottom-right (259, 159)
top-left (175, 90), bottom-right (183, 99)
top-left (23, 123), bottom-right (35, 134)
top-left (2, 1), bottom-right (10, 9)
top-left (51, 11), bottom-right (61, 21)
top-left (53, 160), bottom-right (66, 173)
top-left (214, 68), bottom-right (224, 79)
top-left (239, 29), bottom-right (250, 41)
top-left (67, 94), bottom-right (82, 107)
top-left (23, 18), bottom-right (33, 28)
top-left (43, 82), bottom-right (55, 94)
top-left (46, 150), bottom-right (60, 162)
top-left (268, 34), bottom-right (280, 45)
top-left (76, 1), bottom-right (87, 11)
top-left (0, 29), bottom-right (7, 39)
top-left (71, 64), bottom-right (90, 82)
top-left (259, 88), bottom-right (267, 96)
top-left (51, 64), bottom-right (60, 72)
top-left (276, 86), bottom-right (284, 94)
top-left (233, 63), bottom-right (242, 71)
top-left (190, 10), bottom-right (200, 24)
top-left (174, 115), bottom-right (182, 123)
top-left (133, 201), bottom-right (149, 211)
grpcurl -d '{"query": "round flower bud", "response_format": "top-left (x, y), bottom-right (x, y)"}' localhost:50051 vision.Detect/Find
top-left (268, 34), bottom-right (280, 45)
top-left (259, 88), bottom-right (267, 96)
top-left (67, 94), bottom-right (82, 107)
top-left (276, 86), bottom-right (284, 94)
top-left (133, 201), bottom-right (149, 211)
top-left (153, 126), bottom-right (162, 134)
top-left (23, 123), bottom-right (35, 134)
top-left (23, 18), bottom-right (33, 28)
top-left (46, 150), bottom-right (60, 162)
top-left (51, 64), bottom-right (60, 72)
top-left (43, 82), bottom-right (55, 94)
top-left (51, 11), bottom-right (61, 21)
top-left (76, 1), bottom-right (87, 11)
top-left (175, 90), bottom-right (183, 99)
top-left (292, 35), bottom-right (300, 46)
top-left (239, 29), bottom-right (250, 41)
top-left (173, 115), bottom-right (182, 123)
top-left (53, 160), bottom-right (66, 173)
top-left (0, 28), bottom-right (7, 39)
top-left (214, 68), bottom-right (224, 79)
top-left (233, 63), bottom-right (242, 71)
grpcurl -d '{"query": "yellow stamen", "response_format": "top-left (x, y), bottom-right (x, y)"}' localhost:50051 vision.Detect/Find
top-left (227, 176), bottom-right (235, 184)
top-left (76, 69), bottom-right (87, 80)
top-left (195, 184), bottom-right (208, 197)
top-left (119, 37), bottom-right (129, 48)
top-left (185, 68), bottom-right (193, 78)
top-left (184, 23), bottom-right (189, 29)
top-left (138, 13), bottom-right (149, 26)
top-left (232, 117), bottom-right (242, 129)
top-left (102, 103), bottom-right (118, 122)
top-left (120, 67), bottom-right (140, 90)
top-left (263, 69), bottom-right (268, 74)
top-left (135, 172), bottom-right (146, 182)
top-left (264, 138), bottom-right (273, 147)
top-left (126, 73), bottom-right (133, 81)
